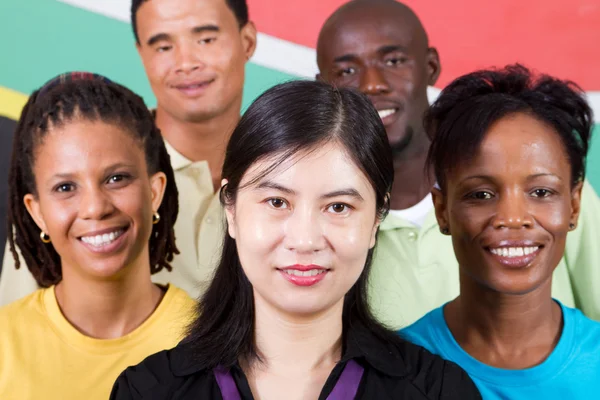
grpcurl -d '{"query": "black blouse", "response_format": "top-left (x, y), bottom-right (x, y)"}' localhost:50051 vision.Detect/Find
top-left (110, 323), bottom-right (481, 399)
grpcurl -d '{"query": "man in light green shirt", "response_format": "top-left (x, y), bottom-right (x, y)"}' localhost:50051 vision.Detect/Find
top-left (317, 0), bottom-right (600, 328)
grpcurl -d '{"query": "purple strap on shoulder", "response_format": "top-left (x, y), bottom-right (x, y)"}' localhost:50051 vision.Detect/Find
top-left (326, 359), bottom-right (364, 400)
top-left (214, 366), bottom-right (242, 400)
top-left (213, 359), bottom-right (364, 400)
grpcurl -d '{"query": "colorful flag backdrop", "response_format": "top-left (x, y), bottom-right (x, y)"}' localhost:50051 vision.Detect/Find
top-left (1, 0), bottom-right (599, 187)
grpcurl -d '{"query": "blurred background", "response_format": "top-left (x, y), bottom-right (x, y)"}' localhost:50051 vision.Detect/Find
top-left (1, 0), bottom-right (599, 187)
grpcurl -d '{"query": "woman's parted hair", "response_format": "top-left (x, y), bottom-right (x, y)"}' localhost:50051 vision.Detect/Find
top-left (425, 64), bottom-right (594, 190)
top-left (7, 72), bottom-right (179, 287)
top-left (185, 80), bottom-right (397, 369)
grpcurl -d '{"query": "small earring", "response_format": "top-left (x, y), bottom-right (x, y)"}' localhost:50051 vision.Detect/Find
top-left (569, 223), bottom-right (576, 230)
top-left (40, 231), bottom-right (51, 243)
top-left (152, 212), bottom-right (161, 225)
top-left (440, 227), bottom-right (450, 235)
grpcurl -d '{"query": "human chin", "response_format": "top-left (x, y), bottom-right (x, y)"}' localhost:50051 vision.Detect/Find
top-left (386, 122), bottom-right (413, 153)
top-left (469, 253), bottom-right (553, 295)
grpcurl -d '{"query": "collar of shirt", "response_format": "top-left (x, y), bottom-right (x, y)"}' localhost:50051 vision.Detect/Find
top-left (380, 207), bottom-right (439, 233)
top-left (167, 320), bottom-right (412, 379)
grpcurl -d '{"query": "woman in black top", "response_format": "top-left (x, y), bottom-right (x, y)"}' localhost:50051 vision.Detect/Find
top-left (110, 81), bottom-right (480, 399)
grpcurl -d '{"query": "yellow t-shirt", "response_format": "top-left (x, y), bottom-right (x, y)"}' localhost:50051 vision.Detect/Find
top-left (0, 284), bottom-right (195, 400)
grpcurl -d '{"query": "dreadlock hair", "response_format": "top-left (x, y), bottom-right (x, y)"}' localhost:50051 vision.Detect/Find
top-left (7, 72), bottom-right (179, 287)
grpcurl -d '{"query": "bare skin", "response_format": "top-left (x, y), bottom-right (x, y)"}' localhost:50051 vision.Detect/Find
top-left (433, 113), bottom-right (582, 368)
top-left (135, 0), bottom-right (257, 190)
top-left (317, 0), bottom-right (440, 210)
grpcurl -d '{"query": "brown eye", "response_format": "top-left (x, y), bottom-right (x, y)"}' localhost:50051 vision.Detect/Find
top-left (327, 203), bottom-right (351, 214)
top-left (470, 191), bottom-right (493, 200)
top-left (268, 198), bottom-right (288, 209)
top-left (56, 183), bottom-right (74, 193)
top-left (532, 189), bottom-right (552, 198)
top-left (339, 67), bottom-right (356, 77)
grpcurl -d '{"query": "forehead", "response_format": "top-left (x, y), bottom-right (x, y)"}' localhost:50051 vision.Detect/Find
top-left (319, 8), bottom-right (421, 62)
top-left (241, 143), bottom-right (374, 195)
top-left (456, 113), bottom-right (570, 177)
top-left (35, 119), bottom-right (144, 171)
top-left (136, 0), bottom-right (236, 39)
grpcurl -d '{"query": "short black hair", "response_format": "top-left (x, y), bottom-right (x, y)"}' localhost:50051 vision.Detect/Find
top-left (426, 64), bottom-right (594, 190)
top-left (8, 73), bottom-right (179, 287)
top-left (131, 0), bottom-right (249, 44)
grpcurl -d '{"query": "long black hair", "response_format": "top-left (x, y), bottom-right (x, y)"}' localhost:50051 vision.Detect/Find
top-left (7, 72), bottom-right (179, 287)
top-left (185, 79), bottom-right (401, 369)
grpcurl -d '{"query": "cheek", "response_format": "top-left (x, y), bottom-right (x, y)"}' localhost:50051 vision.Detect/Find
top-left (324, 217), bottom-right (375, 270)
top-left (120, 185), bottom-right (155, 227)
top-left (217, 45), bottom-right (246, 84)
top-left (233, 207), bottom-right (283, 269)
top-left (145, 55), bottom-right (171, 84)
top-left (39, 198), bottom-right (76, 237)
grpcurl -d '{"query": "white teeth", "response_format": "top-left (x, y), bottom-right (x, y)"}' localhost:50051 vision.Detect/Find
top-left (81, 229), bottom-right (124, 247)
top-left (283, 269), bottom-right (326, 277)
top-left (490, 246), bottom-right (539, 258)
top-left (377, 109), bottom-right (396, 119)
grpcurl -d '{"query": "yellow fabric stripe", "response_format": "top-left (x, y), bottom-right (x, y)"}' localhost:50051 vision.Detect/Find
top-left (0, 86), bottom-right (28, 120)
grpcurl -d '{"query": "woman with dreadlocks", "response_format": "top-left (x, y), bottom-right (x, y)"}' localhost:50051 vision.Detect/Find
top-left (0, 72), bottom-right (195, 400)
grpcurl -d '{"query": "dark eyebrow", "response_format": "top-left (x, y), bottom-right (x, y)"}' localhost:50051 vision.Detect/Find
top-left (147, 25), bottom-right (220, 46)
top-left (256, 181), bottom-right (296, 194)
top-left (527, 173), bottom-right (562, 181)
top-left (333, 54), bottom-right (358, 63)
top-left (147, 33), bottom-right (171, 47)
top-left (192, 24), bottom-right (220, 34)
top-left (461, 173), bottom-right (563, 185)
top-left (321, 188), bottom-right (364, 201)
top-left (377, 45), bottom-right (409, 55)
top-left (50, 172), bottom-right (76, 181)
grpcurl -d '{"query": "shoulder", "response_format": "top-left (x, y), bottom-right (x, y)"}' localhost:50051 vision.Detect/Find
top-left (165, 285), bottom-right (196, 313)
top-left (0, 288), bottom-right (45, 322)
top-left (110, 349), bottom-right (183, 399)
top-left (0, 289), bottom-right (47, 353)
top-left (110, 343), bottom-right (214, 400)
top-left (160, 285), bottom-right (197, 325)
top-left (395, 339), bottom-right (481, 399)
top-left (566, 305), bottom-right (600, 341)
top-left (399, 307), bottom-right (441, 348)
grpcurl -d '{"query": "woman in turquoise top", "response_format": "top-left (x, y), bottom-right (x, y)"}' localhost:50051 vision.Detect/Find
top-left (402, 64), bottom-right (600, 399)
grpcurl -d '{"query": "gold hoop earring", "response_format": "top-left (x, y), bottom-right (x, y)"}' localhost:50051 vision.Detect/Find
top-left (152, 212), bottom-right (161, 225)
top-left (40, 231), bottom-right (51, 243)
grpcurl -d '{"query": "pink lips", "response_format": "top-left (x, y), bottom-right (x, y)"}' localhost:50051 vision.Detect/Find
top-left (173, 79), bottom-right (214, 98)
top-left (278, 264), bottom-right (329, 287)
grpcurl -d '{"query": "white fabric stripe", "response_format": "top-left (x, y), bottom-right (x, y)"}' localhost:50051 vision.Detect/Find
top-left (58, 0), bottom-right (600, 122)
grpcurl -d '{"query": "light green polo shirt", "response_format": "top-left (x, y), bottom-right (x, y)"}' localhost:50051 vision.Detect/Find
top-left (369, 180), bottom-right (600, 329)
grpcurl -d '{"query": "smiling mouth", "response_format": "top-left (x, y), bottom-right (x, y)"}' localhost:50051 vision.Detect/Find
top-left (280, 268), bottom-right (327, 277)
top-left (377, 108), bottom-right (399, 119)
top-left (80, 228), bottom-right (126, 248)
top-left (489, 246), bottom-right (541, 258)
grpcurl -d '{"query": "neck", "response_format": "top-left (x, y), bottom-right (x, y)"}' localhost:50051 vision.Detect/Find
top-left (155, 104), bottom-right (240, 190)
top-left (389, 129), bottom-right (433, 210)
top-left (445, 273), bottom-right (562, 368)
top-left (55, 252), bottom-right (164, 339)
top-left (250, 294), bottom-right (344, 374)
